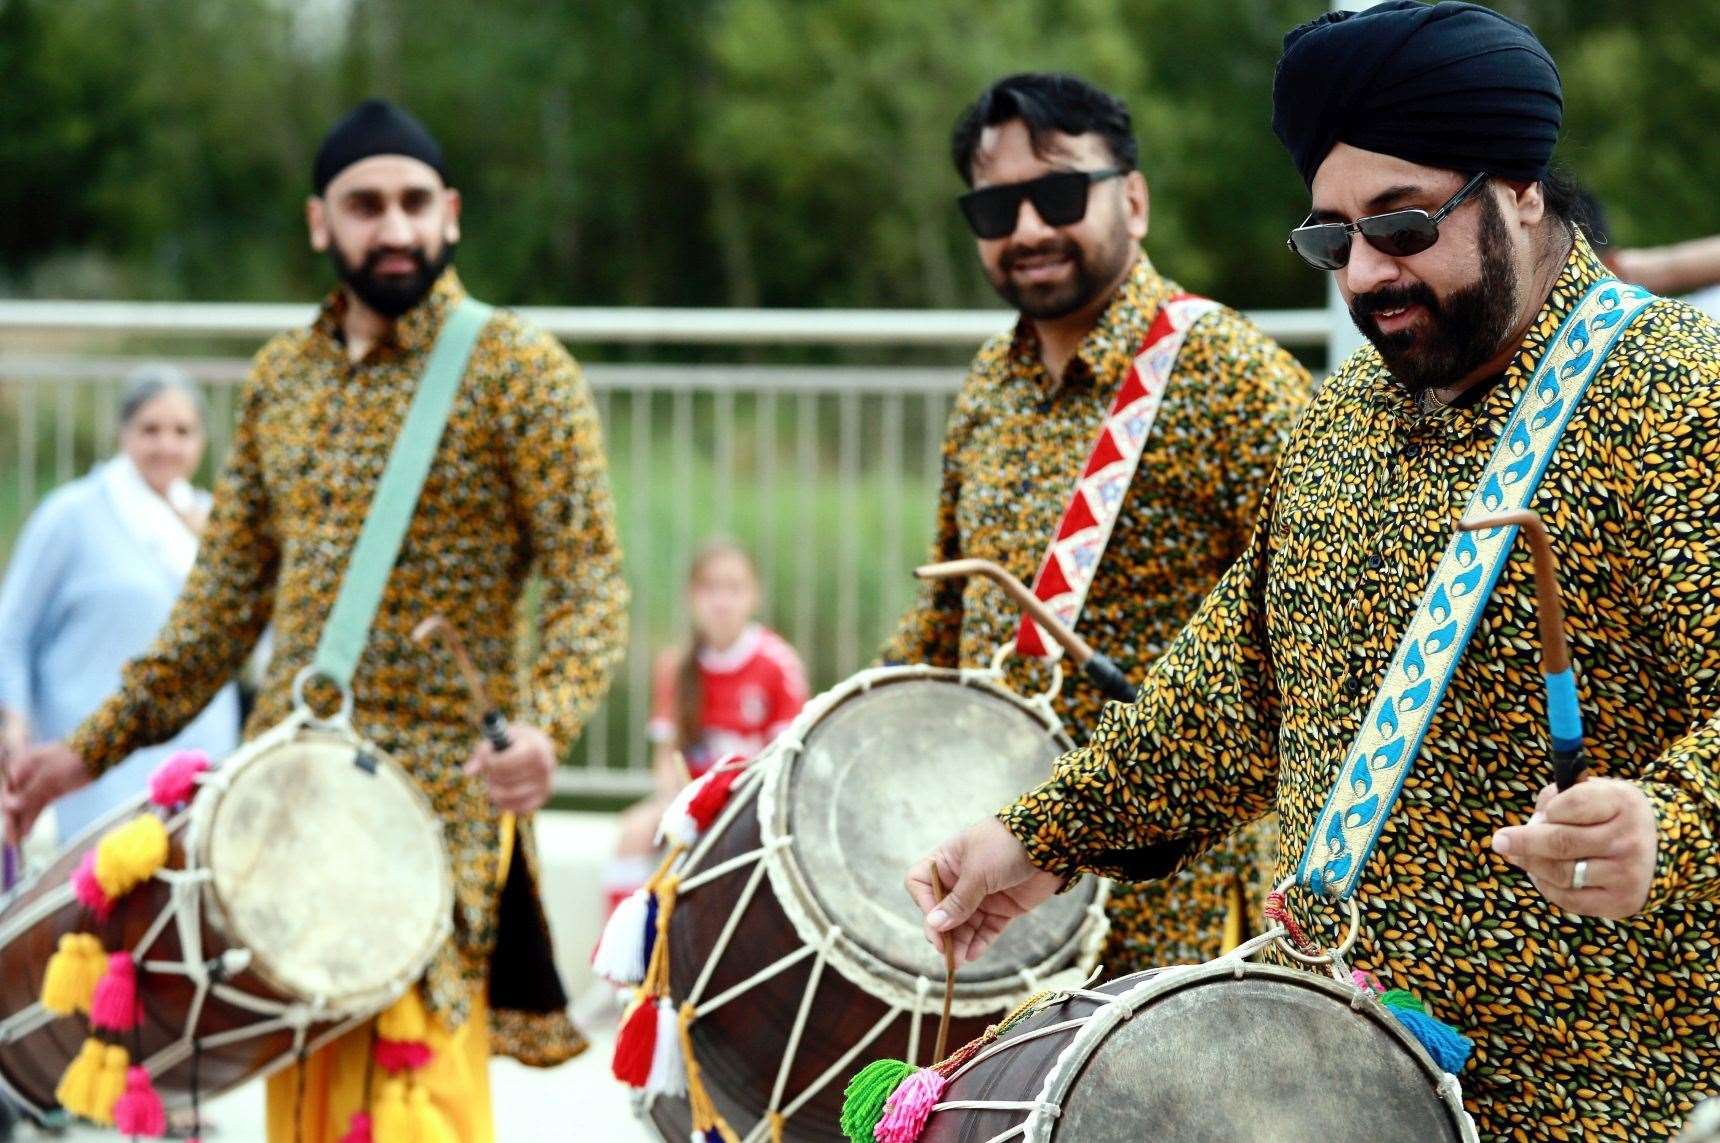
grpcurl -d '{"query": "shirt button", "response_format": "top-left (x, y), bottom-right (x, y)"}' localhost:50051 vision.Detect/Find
top-left (1367, 554), bottom-right (1384, 571)
top-left (1403, 443), bottom-right (1422, 460)
top-left (1036, 399), bottom-right (1053, 414)
top-left (1343, 677), bottom-right (1363, 698)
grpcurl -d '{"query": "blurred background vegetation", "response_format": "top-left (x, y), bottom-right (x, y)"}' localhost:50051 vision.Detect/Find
top-left (4, 0), bottom-right (1716, 312)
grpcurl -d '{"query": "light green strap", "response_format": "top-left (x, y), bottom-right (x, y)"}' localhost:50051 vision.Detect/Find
top-left (309, 298), bottom-right (493, 691)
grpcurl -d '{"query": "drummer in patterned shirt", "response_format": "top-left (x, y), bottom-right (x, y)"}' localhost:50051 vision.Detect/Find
top-left (882, 72), bottom-right (1310, 973)
top-left (910, 4), bottom-right (1718, 1138)
top-left (3, 100), bottom-right (628, 1141)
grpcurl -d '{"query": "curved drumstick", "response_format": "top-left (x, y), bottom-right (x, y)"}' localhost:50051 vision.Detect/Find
top-left (928, 866), bottom-right (956, 1061)
top-left (915, 559), bottom-right (1136, 704)
top-left (412, 616), bottom-right (511, 751)
top-left (1456, 510), bottom-right (1588, 790)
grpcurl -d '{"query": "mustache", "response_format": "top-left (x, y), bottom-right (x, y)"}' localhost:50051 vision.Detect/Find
top-left (359, 246), bottom-right (430, 275)
top-left (1000, 238), bottom-right (1081, 273)
top-left (1350, 282), bottom-right (1441, 321)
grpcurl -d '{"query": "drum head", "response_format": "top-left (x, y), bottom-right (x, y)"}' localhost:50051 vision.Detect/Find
top-left (1055, 965), bottom-right (1463, 1142)
top-left (785, 674), bottom-right (1095, 984)
top-left (201, 732), bottom-right (451, 1013)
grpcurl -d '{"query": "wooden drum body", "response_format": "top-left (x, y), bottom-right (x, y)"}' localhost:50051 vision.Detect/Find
top-left (0, 708), bottom-right (452, 1114)
top-left (644, 666), bottom-right (1110, 1143)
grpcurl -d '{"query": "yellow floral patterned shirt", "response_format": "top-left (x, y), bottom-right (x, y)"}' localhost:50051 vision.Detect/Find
top-left (1001, 237), bottom-right (1719, 1139)
top-left (68, 271), bottom-right (628, 1043)
top-left (884, 255), bottom-right (1311, 969)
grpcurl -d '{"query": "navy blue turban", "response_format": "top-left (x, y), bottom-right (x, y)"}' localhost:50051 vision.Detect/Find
top-left (314, 99), bottom-right (448, 195)
top-left (1272, 1), bottom-right (1562, 188)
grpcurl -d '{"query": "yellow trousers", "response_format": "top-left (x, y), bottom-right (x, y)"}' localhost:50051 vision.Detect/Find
top-left (264, 995), bottom-right (493, 1143)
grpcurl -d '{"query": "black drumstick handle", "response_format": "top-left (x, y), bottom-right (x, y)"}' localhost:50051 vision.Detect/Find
top-left (1082, 653), bottom-right (1138, 704)
top-left (480, 710), bottom-right (512, 751)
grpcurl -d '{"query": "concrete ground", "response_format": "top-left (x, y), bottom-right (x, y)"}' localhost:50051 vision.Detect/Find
top-left (19, 811), bottom-right (659, 1142)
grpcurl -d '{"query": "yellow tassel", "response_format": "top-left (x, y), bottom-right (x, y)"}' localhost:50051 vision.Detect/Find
top-left (377, 987), bottom-right (431, 1044)
top-left (54, 1038), bottom-right (105, 1117)
top-left (409, 1081), bottom-right (460, 1143)
top-left (94, 815), bottom-right (169, 899)
top-left (371, 1076), bottom-right (411, 1142)
top-left (87, 1044), bottom-right (130, 1126)
top-left (41, 935), bottom-right (90, 1015)
top-left (76, 935), bottom-right (110, 1012)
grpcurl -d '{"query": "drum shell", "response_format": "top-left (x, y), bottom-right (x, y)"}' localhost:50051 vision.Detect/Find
top-left (0, 806), bottom-right (350, 1113)
top-left (647, 782), bottom-right (999, 1142)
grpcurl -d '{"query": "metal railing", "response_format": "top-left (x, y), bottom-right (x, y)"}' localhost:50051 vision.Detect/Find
top-left (0, 302), bottom-right (1328, 795)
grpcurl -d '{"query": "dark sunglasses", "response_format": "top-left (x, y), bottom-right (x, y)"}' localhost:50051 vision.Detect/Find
top-left (958, 168), bottom-right (1126, 240)
top-left (1286, 172), bottom-right (1490, 270)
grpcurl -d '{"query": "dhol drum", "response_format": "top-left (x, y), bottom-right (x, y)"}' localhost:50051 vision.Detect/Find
top-left (642, 664), bottom-right (1109, 1143)
top-left (913, 927), bottom-right (1477, 1143)
top-left (0, 697), bottom-right (452, 1116)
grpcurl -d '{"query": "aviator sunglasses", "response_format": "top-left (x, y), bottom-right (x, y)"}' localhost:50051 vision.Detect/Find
top-left (1286, 171), bottom-right (1490, 270)
top-left (958, 168), bottom-right (1126, 240)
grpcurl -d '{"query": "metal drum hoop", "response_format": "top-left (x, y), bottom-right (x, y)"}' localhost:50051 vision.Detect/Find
top-left (1015, 936), bottom-right (1479, 1143)
top-left (730, 664), bottom-right (1110, 1019)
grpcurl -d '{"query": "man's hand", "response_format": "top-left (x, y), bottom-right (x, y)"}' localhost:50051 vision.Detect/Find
top-left (0, 710), bottom-right (26, 775)
top-left (1490, 777), bottom-right (1659, 920)
top-left (2, 742), bottom-right (91, 846)
top-left (905, 817), bottom-right (1064, 965)
top-left (464, 724), bottom-right (558, 815)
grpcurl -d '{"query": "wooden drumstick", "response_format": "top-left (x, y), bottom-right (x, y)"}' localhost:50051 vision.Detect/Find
top-left (1456, 510), bottom-right (1588, 790)
top-left (915, 559), bottom-right (1136, 703)
top-left (929, 866), bottom-right (956, 1062)
top-left (412, 615), bottom-right (511, 751)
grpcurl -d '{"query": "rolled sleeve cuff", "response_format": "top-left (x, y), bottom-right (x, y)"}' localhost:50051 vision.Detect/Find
top-left (1639, 779), bottom-right (1714, 912)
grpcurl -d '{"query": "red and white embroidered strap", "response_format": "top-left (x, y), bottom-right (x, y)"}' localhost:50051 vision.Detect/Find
top-left (1015, 292), bottom-right (1219, 660)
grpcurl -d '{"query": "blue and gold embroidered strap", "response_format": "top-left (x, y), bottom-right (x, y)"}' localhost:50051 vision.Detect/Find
top-left (1296, 278), bottom-right (1657, 900)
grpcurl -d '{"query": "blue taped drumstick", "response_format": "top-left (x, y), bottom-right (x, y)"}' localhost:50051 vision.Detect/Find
top-left (1457, 510), bottom-right (1589, 791)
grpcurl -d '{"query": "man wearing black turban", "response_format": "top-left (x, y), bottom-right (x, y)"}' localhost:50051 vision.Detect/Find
top-left (909, 5), bottom-right (1719, 1138)
top-left (6, 99), bottom-right (628, 1140)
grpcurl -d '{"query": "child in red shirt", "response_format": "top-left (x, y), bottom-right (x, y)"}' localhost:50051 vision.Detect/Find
top-left (604, 541), bottom-right (807, 910)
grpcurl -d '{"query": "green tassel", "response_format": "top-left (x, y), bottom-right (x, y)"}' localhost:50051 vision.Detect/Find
top-left (1378, 989), bottom-right (1425, 1014)
top-left (840, 1058), bottom-right (915, 1143)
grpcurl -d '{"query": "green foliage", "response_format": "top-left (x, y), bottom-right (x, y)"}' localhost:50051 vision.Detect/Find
top-left (4, 0), bottom-right (1713, 311)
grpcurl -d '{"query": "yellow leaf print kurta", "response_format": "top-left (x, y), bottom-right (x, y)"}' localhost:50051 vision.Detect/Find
top-left (68, 271), bottom-right (628, 1057)
top-left (1000, 236), bottom-right (1719, 1139)
top-left (884, 255), bottom-right (1311, 970)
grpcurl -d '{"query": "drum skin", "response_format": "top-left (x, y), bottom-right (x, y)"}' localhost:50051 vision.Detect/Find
top-left (919, 963), bottom-right (1467, 1143)
top-left (0, 811), bottom-right (351, 1111)
top-left (646, 671), bottom-right (1103, 1143)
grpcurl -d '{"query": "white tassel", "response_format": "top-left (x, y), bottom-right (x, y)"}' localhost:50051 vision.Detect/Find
top-left (645, 998), bottom-right (686, 1097)
top-left (592, 889), bottom-right (650, 985)
top-left (655, 775), bottom-right (705, 848)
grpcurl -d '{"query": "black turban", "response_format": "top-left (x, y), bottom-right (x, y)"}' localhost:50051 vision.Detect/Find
top-left (1272, 1), bottom-right (1562, 188)
top-left (313, 99), bottom-right (448, 195)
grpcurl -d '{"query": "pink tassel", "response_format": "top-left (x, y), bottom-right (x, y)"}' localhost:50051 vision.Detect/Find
top-left (874, 1067), bottom-right (948, 1143)
top-left (112, 1066), bottom-right (166, 1137)
top-left (90, 951), bottom-right (141, 1032)
top-left (374, 1037), bottom-right (433, 1073)
top-left (71, 852), bottom-right (114, 920)
top-left (338, 1111), bottom-right (374, 1142)
top-left (148, 750), bottom-right (209, 808)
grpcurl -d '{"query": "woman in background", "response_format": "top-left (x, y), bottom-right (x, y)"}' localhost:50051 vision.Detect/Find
top-left (0, 365), bottom-right (241, 845)
top-left (602, 539), bottom-right (807, 912)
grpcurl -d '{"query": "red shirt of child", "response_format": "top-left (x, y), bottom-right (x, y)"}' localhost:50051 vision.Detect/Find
top-left (647, 623), bottom-right (808, 774)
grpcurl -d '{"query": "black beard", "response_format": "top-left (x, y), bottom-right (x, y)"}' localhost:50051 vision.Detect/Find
top-left (1349, 195), bottom-right (1519, 395)
top-left (987, 225), bottom-right (1132, 321)
top-left (328, 241), bottom-right (455, 319)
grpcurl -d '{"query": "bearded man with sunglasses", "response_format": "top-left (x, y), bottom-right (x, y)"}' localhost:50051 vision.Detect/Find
top-left (884, 72), bottom-right (1310, 975)
top-left (908, 4), bottom-right (1718, 1137)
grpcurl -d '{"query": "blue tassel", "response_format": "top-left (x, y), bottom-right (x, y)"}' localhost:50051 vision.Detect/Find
top-left (1380, 990), bottom-right (1473, 1074)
